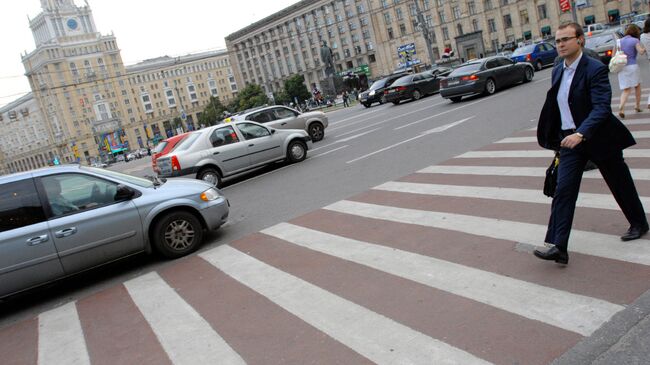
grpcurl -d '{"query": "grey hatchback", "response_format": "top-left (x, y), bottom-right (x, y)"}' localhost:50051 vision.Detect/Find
top-left (0, 165), bottom-right (229, 299)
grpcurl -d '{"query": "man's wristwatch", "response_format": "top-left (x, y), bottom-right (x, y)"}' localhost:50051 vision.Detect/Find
top-left (575, 132), bottom-right (585, 141)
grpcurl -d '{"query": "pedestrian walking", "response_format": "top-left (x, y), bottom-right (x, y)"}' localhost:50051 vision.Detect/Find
top-left (535, 23), bottom-right (648, 265)
top-left (640, 19), bottom-right (650, 109)
top-left (617, 24), bottom-right (646, 118)
top-left (342, 90), bottom-right (350, 107)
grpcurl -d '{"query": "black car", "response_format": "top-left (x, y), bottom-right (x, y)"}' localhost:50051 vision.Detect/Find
top-left (439, 56), bottom-right (535, 103)
top-left (383, 68), bottom-right (452, 105)
top-left (358, 73), bottom-right (407, 107)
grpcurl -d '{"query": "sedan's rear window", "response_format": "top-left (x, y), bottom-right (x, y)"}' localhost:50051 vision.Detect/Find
top-left (449, 63), bottom-right (482, 76)
top-left (368, 79), bottom-right (387, 90)
top-left (153, 141), bottom-right (168, 154)
top-left (512, 45), bottom-right (536, 56)
top-left (585, 34), bottom-right (615, 48)
top-left (172, 132), bottom-right (201, 152)
top-left (392, 76), bottom-right (414, 86)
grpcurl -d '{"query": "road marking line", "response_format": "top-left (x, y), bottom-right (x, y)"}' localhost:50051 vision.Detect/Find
top-left (263, 223), bottom-right (623, 337)
top-left (312, 145), bottom-right (349, 158)
top-left (329, 104), bottom-right (390, 125)
top-left (373, 181), bottom-right (650, 211)
top-left (497, 131), bottom-right (650, 143)
top-left (124, 272), bottom-right (246, 365)
top-left (457, 149), bottom-right (650, 158)
top-left (394, 96), bottom-right (496, 130)
top-left (329, 101), bottom-right (447, 132)
top-left (417, 165), bottom-right (650, 180)
top-left (200, 245), bottom-right (492, 365)
top-left (38, 302), bottom-right (91, 365)
top-left (347, 117), bottom-right (474, 164)
top-left (324, 200), bottom-right (650, 266)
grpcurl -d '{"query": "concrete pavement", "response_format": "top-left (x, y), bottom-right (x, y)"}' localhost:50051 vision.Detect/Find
top-left (2, 93), bottom-right (650, 363)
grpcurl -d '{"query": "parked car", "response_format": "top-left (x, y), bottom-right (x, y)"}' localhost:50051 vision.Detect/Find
top-left (585, 30), bottom-right (621, 66)
top-left (383, 68), bottom-right (451, 104)
top-left (585, 23), bottom-right (607, 36)
top-left (151, 133), bottom-right (190, 173)
top-left (156, 121), bottom-right (310, 187)
top-left (0, 165), bottom-right (229, 299)
top-left (510, 42), bottom-right (558, 71)
top-left (358, 72), bottom-right (408, 107)
top-left (440, 56), bottom-right (535, 102)
top-left (90, 162), bottom-right (108, 168)
top-left (230, 105), bottom-right (328, 142)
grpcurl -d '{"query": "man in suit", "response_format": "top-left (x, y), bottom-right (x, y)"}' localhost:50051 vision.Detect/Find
top-left (535, 23), bottom-right (648, 265)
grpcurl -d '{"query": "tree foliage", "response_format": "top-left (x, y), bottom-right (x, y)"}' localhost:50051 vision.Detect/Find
top-left (228, 84), bottom-right (269, 112)
top-left (282, 75), bottom-right (311, 104)
top-left (199, 96), bottom-right (226, 126)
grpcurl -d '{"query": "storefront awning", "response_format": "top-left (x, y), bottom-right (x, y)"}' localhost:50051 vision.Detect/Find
top-left (523, 31), bottom-right (532, 39)
top-left (608, 9), bottom-right (620, 16)
top-left (584, 15), bottom-right (595, 23)
top-left (541, 26), bottom-right (551, 33)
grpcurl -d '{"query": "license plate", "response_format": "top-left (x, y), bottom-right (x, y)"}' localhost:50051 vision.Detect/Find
top-left (158, 159), bottom-right (171, 174)
top-left (447, 80), bottom-right (460, 86)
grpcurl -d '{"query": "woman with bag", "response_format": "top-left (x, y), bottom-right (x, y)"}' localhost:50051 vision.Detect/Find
top-left (617, 24), bottom-right (646, 118)
top-left (640, 19), bottom-right (650, 109)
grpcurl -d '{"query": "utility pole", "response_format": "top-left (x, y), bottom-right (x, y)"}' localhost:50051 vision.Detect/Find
top-left (413, 0), bottom-right (436, 68)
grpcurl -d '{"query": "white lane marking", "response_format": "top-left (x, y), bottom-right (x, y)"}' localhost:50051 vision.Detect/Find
top-left (200, 245), bottom-right (492, 365)
top-left (623, 119), bottom-right (650, 125)
top-left (532, 76), bottom-right (552, 84)
top-left (312, 145), bottom-right (349, 158)
top-left (457, 149), bottom-right (650, 158)
top-left (347, 117), bottom-right (474, 164)
top-left (373, 181), bottom-right (650, 212)
top-left (263, 223), bottom-right (623, 337)
top-left (497, 130), bottom-right (650, 143)
top-left (38, 302), bottom-right (91, 365)
top-left (124, 272), bottom-right (246, 365)
top-left (394, 97), bottom-right (495, 130)
top-left (416, 165), bottom-right (650, 181)
top-left (324, 200), bottom-right (650, 266)
top-left (329, 104), bottom-right (391, 125)
top-left (337, 127), bottom-right (382, 142)
top-left (329, 100), bottom-right (447, 132)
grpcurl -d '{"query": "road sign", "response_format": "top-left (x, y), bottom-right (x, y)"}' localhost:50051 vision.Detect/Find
top-left (180, 110), bottom-right (187, 121)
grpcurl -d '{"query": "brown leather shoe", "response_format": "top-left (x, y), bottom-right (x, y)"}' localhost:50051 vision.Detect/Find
top-left (534, 246), bottom-right (569, 264)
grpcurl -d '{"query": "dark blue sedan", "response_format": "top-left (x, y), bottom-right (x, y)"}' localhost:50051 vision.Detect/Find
top-left (510, 42), bottom-right (558, 71)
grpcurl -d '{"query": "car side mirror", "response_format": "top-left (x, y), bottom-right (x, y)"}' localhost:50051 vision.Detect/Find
top-left (114, 184), bottom-right (136, 201)
top-left (271, 128), bottom-right (276, 134)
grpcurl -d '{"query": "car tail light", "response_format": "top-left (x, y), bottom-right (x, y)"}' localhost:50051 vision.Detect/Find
top-left (525, 54), bottom-right (532, 62)
top-left (171, 156), bottom-right (181, 171)
top-left (395, 86), bottom-right (407, 92)
top-left (606, 49), bottom-right (613, 56)
top-left (441, 79), bottom-right (448, 87)
top-left (460, 75), bottom-right (479, 81)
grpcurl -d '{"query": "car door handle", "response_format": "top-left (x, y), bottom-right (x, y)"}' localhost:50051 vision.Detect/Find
top-left (27, 235), bottom-right (49, 246)
top-left (281, 122), bottom-right (287, 126)
top-left (55, 227), bottom-right (77, 238)
top-left (249, 144), bottom-right (255, 147)
top-left (213, 151), bottom-right (220, 155)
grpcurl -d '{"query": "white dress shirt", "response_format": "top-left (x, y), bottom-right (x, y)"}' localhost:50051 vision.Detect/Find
top-left (557, 52), bottom-right (583, 131)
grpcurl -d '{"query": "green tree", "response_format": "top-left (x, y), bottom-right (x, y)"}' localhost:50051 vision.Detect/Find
top-left (199, 96), bottom-right (226, 126)
top-left (228, 84), bottom-right (269, 112)
top-left (282, 75), bottom-right (311, 104)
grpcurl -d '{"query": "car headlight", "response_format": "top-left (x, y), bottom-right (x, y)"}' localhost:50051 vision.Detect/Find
top-left (369, 90), bottom-right (376, 96)
top-left (200, 188), bottom-right (222, 201)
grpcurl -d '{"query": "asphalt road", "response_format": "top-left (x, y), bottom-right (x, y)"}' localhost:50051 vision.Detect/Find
top-left (1, 62), bottom-right (645, 328)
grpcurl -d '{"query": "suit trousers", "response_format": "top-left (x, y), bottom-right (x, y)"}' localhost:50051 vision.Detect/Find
top-left (545, 145), bottom-right (648, 251)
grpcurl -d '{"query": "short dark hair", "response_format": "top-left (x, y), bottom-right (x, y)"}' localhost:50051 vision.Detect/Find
top-left (558, 22), bottom-right (584, 38)
top-left (644, 18), bottom-right (650, 34)
top-left (626, 24), bottom-right (641, 39)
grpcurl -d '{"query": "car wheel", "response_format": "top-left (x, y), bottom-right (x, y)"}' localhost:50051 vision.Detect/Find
top-left (363, 103), bottom-right (371, 108)
top-left (197, 167), bottom-right (222, 187)
top-left (523, 67), bottom-right (534, 83)
top-left (308, 122), bottom-right (324, 142)
top-left (152, 211), bottom-right (204, 259)
top-left (450, 96), bottom-right (462, 103)
top-left (392, 100), bottom-right (400, 105)
top-left (380, 95), bottom-right (386, 104)
top-left (484, 78), bottom-right (496, 95)
top-left (287, 140), bottom-right (307, 163)
top-left (412, 89), bottom-right (422, 100)
top-left (535, 60), bottom-right (543, 71)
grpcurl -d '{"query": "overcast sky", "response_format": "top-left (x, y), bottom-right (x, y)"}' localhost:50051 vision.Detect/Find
top-left (0, 0), bottom-right (299, 107)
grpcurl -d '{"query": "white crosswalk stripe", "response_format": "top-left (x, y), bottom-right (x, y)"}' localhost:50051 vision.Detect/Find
top-left (124, 272), bottom-right (246, 365)
top-left (497, 130), bottom-right (650, 144)
top-left (324, 200), bottom-right (650, 266)
top-left (38, 302), bottom-right (90, 365)
top-left (458, 149), bottom-right (650, 158)
top-left (373, 181), bottom-right (650, 211)
top-left (200, 245), bottom-right (492, 365)
top-left (417, 165), bottom-right (650, 180)
top-left (262, 223), bottom-right (623, 336)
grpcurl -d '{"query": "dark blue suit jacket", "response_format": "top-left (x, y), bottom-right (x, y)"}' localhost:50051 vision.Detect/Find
top-left (537, 54), bottom-right (635, 159)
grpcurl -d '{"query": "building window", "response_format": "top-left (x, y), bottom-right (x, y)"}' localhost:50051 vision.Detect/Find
top-left (503, 14), bottom-right (512, 28)
top-left (442, 27), bottom-right (449, 40)
top-left (396, 7), bottom-right (403, 21)
top-left (537, 4), bottom-right (547, 20)
top-left (141, 94), bottom-right (153, 113)
top-left (439, 10), bottom-right (446, 23)
top-left (468, 1), bottom-right (476, 15)
top-left (384, 12), bottom-right (391, 24)
top-left (452, 6), bottom-right (460, 20)
top-left (457, 23), bottom-right (463, 35)
top-left (388, 27), bottom-right (394, 39)
top-left (488, 19), bottom-right (497, 33)
top-left (399, 23), bottom-right (407, 36)
top-left (484, 0), bottom-right (493, 10)
top-left (381, 0), bottom-right (389, 8)
top-left (472, 19), bottom-right (480, 31)
top-left (187, 84), bottom-right (198, 102)
top-left (520, 9), bottom-right (529, 25)
top-left (165, 89), bottom-right (176, 107)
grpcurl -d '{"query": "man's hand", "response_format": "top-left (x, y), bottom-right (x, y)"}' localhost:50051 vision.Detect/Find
top-left (560, 133), bottom-right (583, 149)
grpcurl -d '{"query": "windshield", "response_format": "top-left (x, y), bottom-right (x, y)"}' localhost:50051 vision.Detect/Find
top-left (585, 34), bottom-right (614, 48)
top-left (153, 141), bottom-right (168, 154)
top-left (81, 166), bottom-right (154, 188)
top-left (368, 79), bottom-right (387, 90)
top-left (512, 45), bottom-right (536, 56)
top-left (172, 132), bottom-right (201, 152)
top-left (449, 63), bottom-right (482, 76)
top-left (392, 76), bottom-right (413, 86)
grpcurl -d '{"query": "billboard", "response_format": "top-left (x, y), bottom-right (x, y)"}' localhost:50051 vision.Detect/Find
top-left (559, 0), bottom-right (571, 12)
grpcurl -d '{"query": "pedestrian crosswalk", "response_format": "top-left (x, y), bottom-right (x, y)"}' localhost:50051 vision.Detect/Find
top-left (3, 118), bottom-right (650, 365)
